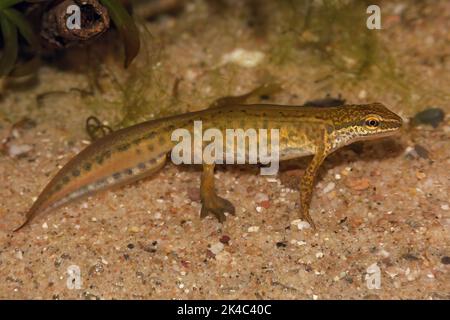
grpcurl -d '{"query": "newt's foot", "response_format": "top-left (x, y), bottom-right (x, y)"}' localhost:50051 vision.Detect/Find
top-left (200, 195), bottom-right (235, 223)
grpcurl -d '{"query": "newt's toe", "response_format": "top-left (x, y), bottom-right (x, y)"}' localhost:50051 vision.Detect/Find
top-left (200, 195), bottom-right (235, 223)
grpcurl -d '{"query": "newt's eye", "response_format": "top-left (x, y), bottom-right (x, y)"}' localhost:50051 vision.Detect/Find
top-left (365, 117), bottom-right (380, 128)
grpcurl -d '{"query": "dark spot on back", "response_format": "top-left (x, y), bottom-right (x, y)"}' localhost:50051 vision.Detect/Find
top-left (62, 176), bottom-right (70, 184)
top-left (117, 143), bottom-right (130, 152)
top-left (72, 169), bottom-right (80, 177)
top-left (83, 162), bottom-right (92, 171)
top-left (125, 168), bottom-right (133, 175)
top-left (148, 144), bottom-right (154, 152)
top-left (144, 131), bottom-right (156, 139)
top-left (138, 162), bottom-right (146, 170)
top-left (113, 172), bottom-right (121, 180)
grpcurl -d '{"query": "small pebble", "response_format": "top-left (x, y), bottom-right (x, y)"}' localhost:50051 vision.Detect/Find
top-left (323, 182), bottom-right (336, 194)
top-left (415, 171), bottom-right (426, 180)
top-left (412, 107), bottom-right (445, 128)
top-left (247, 226), bottom-right (260, 233)
top-left (42, 222), bottom-right (48, 229)
top-left (219, 235), bottom-right (231, 245)
top-left (358, 90), bottom-right (367, 99)
top-left (378, 249), bottom-right (390, 258)
top-left (440, 204), bottom-right (449, 211)
top-left (15, 250), bottom-right (23, 260)
top-left (276, 241), bottom-right (287, 248)
top-left (291, 219), bottom-right (311, 230)
top-left (346, 178), bottom-right (370, 191)
top-left (441, 256), bottom-right (450, 265)
top-left (260, 200), bottom-right (271, 209)
top-left (316, 252), bottom-right (324, 259)
top-left (8, 144), bottom-right (33, 157)
top-left (221, 48), bottom-right (265, 68)
top-left (255, 193), bottom-right (269, 202)
top-left (129, 226), bottom-right (140, 233)
top-left (210, 242), bottom-right (224, 255)
top-left (154, 212), bottom-right (162, 219)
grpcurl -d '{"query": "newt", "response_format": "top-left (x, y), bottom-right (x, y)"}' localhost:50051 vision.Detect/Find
top-left (13, 102), bottom-right (402, 231)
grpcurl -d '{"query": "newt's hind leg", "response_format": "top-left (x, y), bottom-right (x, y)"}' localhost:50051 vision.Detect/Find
top-left (200, 163), bottom-right (235, 223)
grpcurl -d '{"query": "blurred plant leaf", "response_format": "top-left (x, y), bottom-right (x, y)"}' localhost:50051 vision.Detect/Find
top-left (0, 12), bottom-right (19, 76)
top-left (0, 0), bottom-right (23, 11)
top-left (100, 0), bottom-right (140, 68)
top-left (3, 7), bottom-right (39, 49)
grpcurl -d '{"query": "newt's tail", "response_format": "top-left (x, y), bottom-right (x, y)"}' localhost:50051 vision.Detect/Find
top-left (13, 202), bottom-right (41, 232)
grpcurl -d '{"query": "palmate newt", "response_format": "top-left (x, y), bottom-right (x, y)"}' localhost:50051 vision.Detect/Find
top-left (13, 101), bottom-right (402, 231)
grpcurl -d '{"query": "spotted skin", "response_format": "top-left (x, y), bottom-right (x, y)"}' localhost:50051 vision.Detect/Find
top-left (14, 102), bottom-right (402, 231)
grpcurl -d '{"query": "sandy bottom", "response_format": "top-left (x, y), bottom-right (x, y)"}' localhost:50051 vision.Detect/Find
top-left (0, 1), bottom-right (449, 299)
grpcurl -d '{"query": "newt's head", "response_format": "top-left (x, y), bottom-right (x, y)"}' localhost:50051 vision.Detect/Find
top-left (330, 103), bottom-right (403, 150)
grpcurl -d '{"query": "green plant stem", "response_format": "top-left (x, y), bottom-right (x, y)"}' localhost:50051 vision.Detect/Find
top-left (0, 11), bottom-right (18, 76)
top-left (99, 0), bottom-right (140, 68)
top-left (2, 7), bottom-right (39, 48)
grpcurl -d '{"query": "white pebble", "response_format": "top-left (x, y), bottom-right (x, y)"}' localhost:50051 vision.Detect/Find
top-left (247, 226), bottom-right (260, 233)
top-left (323, 182), bottom-right (336, 194)
top-left (8, 144), bottom-right (33, 157)
top-left (291, 219), bottom-right (311, 230)
top-left (316, 252), bottom-right (324, 259)
top-left (255, 206), bottom-right (263, 213)
top-left (42, 222), bottom-right (48, 229)
top-left (154, 212), bottom-right (162, 219)
top-left (335, 173), bottom-right (341, 180)
top-left (221, 48), bottom-right (265, 68)
top-left (255, 193), bottom-right (269, 202)
top-left (378, 249), bottom-right (390, 258)
top-left (441, 204), bottom-right (449, 211)
top-left (15, 250), bottom-right (23, 260)
top-left (210, 242), bottom-right (224, 255)
top-left (358, 90), bottom-right (367, 99)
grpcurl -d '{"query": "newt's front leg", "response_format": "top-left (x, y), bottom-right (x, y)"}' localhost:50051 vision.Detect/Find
top-left (299, 149), bottom-right (328, 229)
top-left (200, 163), bottom-right (235, 222)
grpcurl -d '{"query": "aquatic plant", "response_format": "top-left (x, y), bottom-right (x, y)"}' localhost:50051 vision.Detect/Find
top-left (0, 0), bottom-right (39, 76)
top-left (98, 0), bottom-right (140, 68)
